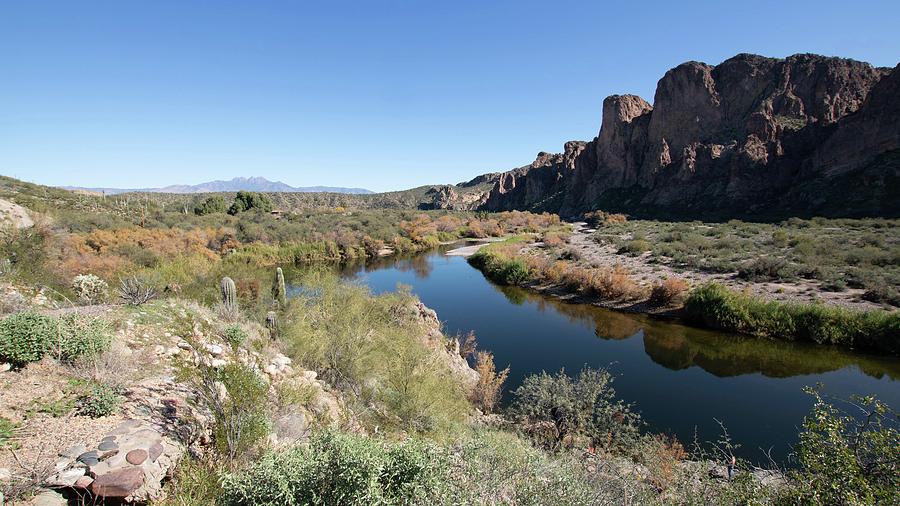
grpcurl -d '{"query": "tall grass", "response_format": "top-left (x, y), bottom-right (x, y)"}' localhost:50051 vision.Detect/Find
top-left (684, 284), bottom-right (899, 354)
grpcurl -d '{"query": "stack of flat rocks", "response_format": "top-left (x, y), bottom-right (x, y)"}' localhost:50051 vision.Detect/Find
top-left (46, 419), bottom-right (181, 503)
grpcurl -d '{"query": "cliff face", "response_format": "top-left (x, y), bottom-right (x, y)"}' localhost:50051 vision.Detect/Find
top-left (480, 53), bottom-right (899, 219)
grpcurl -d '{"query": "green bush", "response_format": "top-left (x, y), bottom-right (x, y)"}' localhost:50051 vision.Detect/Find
top-left (509, 367), bottom-right (641, 452)
top-left (77, 383), bottom-right (121, 418)
top-left (468, 249), bottom-right (532, 286)
top-left (219, 431), bottom-right (447, 506)
top-left (786, 388), bottom-right (899, 504)
top-left (223, 324), bottom-right (248, 349)
top-left (184, 362), bottom-right (270, 461)
top-left (194, 195), bottom-right (228, 215)
top-left (228, 191), bottom-right (274, 215)
top-left (684, 284), bottom-right (900, 354)
top-left (57, 313), bottom-right (112, 363)
top-left (737, 256), bottom-right (796, 281)
top-left (0, 312), bottom-right (55, 366)
top-left (283, 275), bottom-right (469, 435)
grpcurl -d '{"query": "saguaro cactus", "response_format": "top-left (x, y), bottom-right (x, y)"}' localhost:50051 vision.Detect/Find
top-left (265, 311), bottom-right (279, 339)
top-left (273, 267), bottom-right (286, 305)
top-left (220, 276), bottom-right (237, 309)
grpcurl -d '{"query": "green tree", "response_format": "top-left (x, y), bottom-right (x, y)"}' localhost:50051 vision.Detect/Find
top-left (193, 195), bottom-right (228, 215)
top-left (228, 191), bottom-right (274, 215)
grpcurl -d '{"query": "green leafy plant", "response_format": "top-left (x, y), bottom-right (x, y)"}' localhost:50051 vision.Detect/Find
top-left (77, 383), bottom-right (121, 418)
top-left (219, 431), bottom-right (447, 506)
top-left (57, 313), bottom-right (112, 363)
top-left (0, 312), bottom-right (55, 366)
top-left (185, 362), bottom-right (270, 461)
top-left (223, 324), bottom-right (248, 349)
top-left (786, 388), bottom-right (899, 504)
top-left (509, 367), bottom-right (641, 452)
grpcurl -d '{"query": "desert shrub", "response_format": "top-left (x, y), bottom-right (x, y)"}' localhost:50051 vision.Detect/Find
top-left (684, 284), bottom-right (900, 353)
top-left (509, 367), bottom-right (641, 452)
top-left (56, 313), bottom-right (112, 363)
top-left (468, 247), bottom-right (533, 286)
top-left (184, 362), bottom-right (270, 461)
top-left (0, 416), bottom-right (16, 448)
top-left (785, 388), bottom-right (899, 505)
top-left (542, 231), bottom-right (567, 248)
top-left (228, 191), bottom-right (274, 215)
top-left (471, 351), bottom-right (509, 414)
top-left (158, 457), bottom-right (224, 506)
top-left (737, 256), bottom-right (796, 281)
top-left (580, 265), bottom-right (642, 301)
top-left (620, 239), bottom-right (651, 255)
top-left (77, 382), bottom-right (121, 418)
top-left (862, 285), bottom-right (900, 307)
top-left (223, 324), bottom-right (248, 349)
top-left (71, 273), bottom-right (109, 304)
top-left (649, 277), bottom-right (689, 305)
top-left (117, 276), bottom-right (157, 305)
top-left (0, 312), bottom-right (55, 366)
top-left (194, 195), bottom-right (228, 215)
top-left (583, 210), bottom-right (627, 228)
top-left (283, 275), bottom-right (469, 435)
top-left (219, 431), bottom-right (447, 506)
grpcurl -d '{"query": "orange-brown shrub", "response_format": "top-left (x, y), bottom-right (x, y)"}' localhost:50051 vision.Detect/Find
top-left (54, 227), bottom-right (224, 280)
top-left (649, 277), bottom-right (690, 305)
top-left (542, 231), bottom-right (568, 248)
top-left (471, 351), bottom-right (509, 414)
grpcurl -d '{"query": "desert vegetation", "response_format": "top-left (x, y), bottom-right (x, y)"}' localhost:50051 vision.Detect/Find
top-left (468, 229), bottom-right (899, 356)
top-left (592, 217), bottom-right (900, 308)
top-left (0, 178), bottom-right (897, 504)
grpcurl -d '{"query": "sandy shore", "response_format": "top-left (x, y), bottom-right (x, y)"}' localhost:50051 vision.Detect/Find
top-left (445, 237), bottom-right (507, 257)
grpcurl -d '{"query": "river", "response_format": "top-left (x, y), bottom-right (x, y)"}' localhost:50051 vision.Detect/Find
top-left (334, 243), bottom-right (899, 463)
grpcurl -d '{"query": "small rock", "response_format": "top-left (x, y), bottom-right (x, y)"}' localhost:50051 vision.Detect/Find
top-left (53, 458), bottom-right (72, 472)
top-left (98, 440), bottom-right (119, 452)
top-left (126, 449), bottom-right (148, 465)
top-left (0, 363), bottom-right (10, 373)
top-left (74, 475), bottom-right (94, 489)
top-left (90, 466), bottom-right (145, 499)
top-left (205, 344), bottom-right (224, 356)
top-left (264, 364), bottom-right (279, 376)
top-left (59, 444), bottom-right (87, 459)
top-left (77, 451), bottom-right (100, 466)
top-left (47, 467), bottom-right (85, 487)
top-left (302, 370), bottom-right (318, 381)
top-left (154, 345), bottom-right (166, 355)
top-left (148, 443), bottom-right (164, 462)
top-left (177, 341), bottom-right (192, 350)
top-left (0, 467), bottom-right (11, 481)
top-left (30, 489), bottom-right (68, 506)
top-left (210, 358), bottom-right (227, 368)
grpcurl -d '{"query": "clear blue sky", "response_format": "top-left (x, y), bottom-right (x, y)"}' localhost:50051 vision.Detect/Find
top-left (2, 1), bottom-right (898, 192)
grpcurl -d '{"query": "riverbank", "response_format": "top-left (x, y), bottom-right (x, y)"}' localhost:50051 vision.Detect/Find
top-left (468, 234), bottom-right (900, 355)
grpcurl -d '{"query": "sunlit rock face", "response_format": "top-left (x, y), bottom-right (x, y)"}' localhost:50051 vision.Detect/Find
top-left (479, 53), bottom-right (899, 219)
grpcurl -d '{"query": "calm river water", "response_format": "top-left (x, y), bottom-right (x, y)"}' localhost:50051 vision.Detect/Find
top-left (334, 244), bottom-right (899, 463)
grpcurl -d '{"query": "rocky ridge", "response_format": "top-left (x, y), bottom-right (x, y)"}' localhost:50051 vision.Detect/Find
top-left (473, 53), bottom-right (899, 219)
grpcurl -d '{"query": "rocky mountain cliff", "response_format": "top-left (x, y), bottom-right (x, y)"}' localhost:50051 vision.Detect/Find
top-left (473, 53), bottom-right (899, 219)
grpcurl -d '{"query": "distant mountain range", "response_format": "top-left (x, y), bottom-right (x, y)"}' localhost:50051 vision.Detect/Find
top-left (62, 176), bottom-right (373, 195)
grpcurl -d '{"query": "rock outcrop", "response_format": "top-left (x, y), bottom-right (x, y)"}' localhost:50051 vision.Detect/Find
top-left (479, 53), bottom-right (899, 219)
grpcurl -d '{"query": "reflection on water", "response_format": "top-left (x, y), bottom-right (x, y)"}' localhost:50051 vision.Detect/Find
top-left (494, 284), bottom-right (900, 381)
top-left (300, 244), bottom-right (899, 463)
